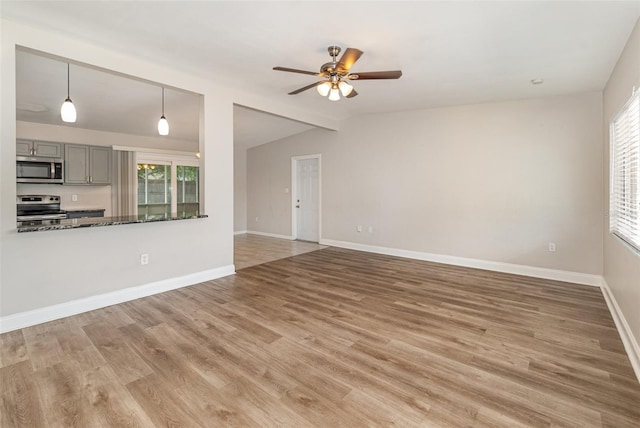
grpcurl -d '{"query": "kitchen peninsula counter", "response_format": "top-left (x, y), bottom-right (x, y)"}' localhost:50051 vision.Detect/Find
top-left (17, 213), bottom-right (207, 233)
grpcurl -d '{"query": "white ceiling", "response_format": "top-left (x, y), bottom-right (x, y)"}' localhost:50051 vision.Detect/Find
top-left (5, 1), bottom-right (640, 148)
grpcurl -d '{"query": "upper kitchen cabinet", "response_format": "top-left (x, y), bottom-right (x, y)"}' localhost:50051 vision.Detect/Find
top-left (17, 140), bottom-right (63, 158)
top-left (65, 144), bottom-right (112, 185)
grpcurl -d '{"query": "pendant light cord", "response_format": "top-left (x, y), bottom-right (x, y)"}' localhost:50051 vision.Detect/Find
top-left (161, 87), bottom-right (165, 116)
top-left (67, 63), bottom-right (70, 99)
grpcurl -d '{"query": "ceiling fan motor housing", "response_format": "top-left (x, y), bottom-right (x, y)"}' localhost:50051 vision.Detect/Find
top-left (322, 46), bottom-right (352, 77)
top-left (327, 46), bottom-right (341, 58)
top-left (321, 62), bottom-right (340, 77)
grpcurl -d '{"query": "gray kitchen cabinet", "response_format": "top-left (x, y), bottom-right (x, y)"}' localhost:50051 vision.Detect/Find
top-left (64, 144), bottom-right (112, 185)
top-left (65, 144), bottom-right (89, 184)
top-left (89, 146), bottom-right (112, 184)
top-left (17, 140), bottom-right (63, 158)
top-left (16, 140), bottom-right (31, 156)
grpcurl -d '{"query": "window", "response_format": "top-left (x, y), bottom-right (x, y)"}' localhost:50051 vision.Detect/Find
top-left (610, 90), bottom-right (640, 252)
top-left (177, 165), bottom-right (200, 217)
top-left (136, 156), bottom-right (200, 220)
top-left (138, 163), bottom-right (172, 219)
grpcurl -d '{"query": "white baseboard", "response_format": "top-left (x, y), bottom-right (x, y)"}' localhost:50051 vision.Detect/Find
top-left (246, 230), bottom-right (294, 240)
top-left (600, 279), bottom-right (640, 383)
top-left (0, 264), bottom-right (236, 334)
top-left (234, 230), bottom-right (248, 235)
top-left (319, 239), bottom-right (603, 287)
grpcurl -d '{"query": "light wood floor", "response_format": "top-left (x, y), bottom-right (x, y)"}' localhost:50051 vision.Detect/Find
top-left (234, 233), bottom-right (327, 270)
top-left (2, 246), bottom-right (639, 427)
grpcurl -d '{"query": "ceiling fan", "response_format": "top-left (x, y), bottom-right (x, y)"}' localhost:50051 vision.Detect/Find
top-left (273, 46), bottom-right (402, 101)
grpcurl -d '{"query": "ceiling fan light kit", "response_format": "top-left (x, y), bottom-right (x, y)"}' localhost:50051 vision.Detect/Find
top-left (338, 80), bottom-right (353, 97)
top-left (328, 85), bottom-right (341, 101)
top-left (316, 81), bottom-right (331, 96)
top-left (274, 45), bottom-right (402, 101)
top-left (60, 63), bottom-right (77, 123)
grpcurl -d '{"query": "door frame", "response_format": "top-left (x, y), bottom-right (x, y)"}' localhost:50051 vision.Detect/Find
top-left (291, 154), bottom-right (322, 241)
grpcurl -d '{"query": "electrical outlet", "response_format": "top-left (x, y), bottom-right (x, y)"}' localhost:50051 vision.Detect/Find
top-left (71, 194), bottom-right (78, 202)
top-left (368, 226), bottom-right (374, 233)
top-left (140, 253), bottom-right (149, 265)
top-left (255, 217), bottom-right (259, 222)
top-left (548, 243), bottom-right (556, 252)
top-left (356, 225), bottom-right (362, 233)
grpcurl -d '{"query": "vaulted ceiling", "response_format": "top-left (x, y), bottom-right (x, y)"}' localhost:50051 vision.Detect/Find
top-left (5, 1), bottom-right (640, 148)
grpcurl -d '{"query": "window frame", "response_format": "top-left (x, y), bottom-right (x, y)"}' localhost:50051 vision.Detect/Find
top-left (609, 90), bottom-right (640, 254)
top-left (137, 161), bottom-right (171, 206)
top-left (176, 164), bottom-right (200, 217)
top-left (136, 152), bottom-right (201, 217)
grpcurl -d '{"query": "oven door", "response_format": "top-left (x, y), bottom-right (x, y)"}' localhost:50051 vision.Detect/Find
top-left (16, 157), bottom-right (64, 184)
top-left (17, 213), bottom-right (68, 222)
top-left (17, 212), bottom-right (67, 227)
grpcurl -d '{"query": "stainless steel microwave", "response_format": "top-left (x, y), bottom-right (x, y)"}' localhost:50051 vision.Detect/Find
top-left (16, 156), bottom-right (64, 184)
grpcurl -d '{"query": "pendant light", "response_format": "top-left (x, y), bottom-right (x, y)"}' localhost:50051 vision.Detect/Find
top-left (60, 63), bottom-right (77, 123)
top-left (157, 87), bottom-right (169, 136)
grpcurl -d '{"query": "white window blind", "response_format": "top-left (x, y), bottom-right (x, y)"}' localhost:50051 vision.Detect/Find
top-left (610, 90), bottom-right (640, 252)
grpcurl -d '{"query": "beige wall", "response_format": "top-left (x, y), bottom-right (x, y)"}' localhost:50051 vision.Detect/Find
top-left (603, 19), bottom-right (640, 346)
top-left (17, 120), bottom-right (198, 152)
top-left (1, 20), bottom-right (235, 317)
top-left (234, 145), bottom-right (247, 232)
top-left (248, 92), bottom-right (604, 275)
top-left (2, 19), bottom-right (334, 324)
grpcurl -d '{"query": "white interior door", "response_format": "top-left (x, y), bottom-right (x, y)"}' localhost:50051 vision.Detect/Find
top-left (295, 157), bottom-right (319, 242)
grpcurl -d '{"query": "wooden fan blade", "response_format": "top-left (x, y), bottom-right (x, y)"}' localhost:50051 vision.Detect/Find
top-left (336, 48), bottom-right (364, 73)
top-left (348, 70), bottom-right (403, 80)
top-left (346, 88), bottom-right (358, 99)
top-left (273, 66), bottom-right (320, 76)
top-left (288, 81), bottom-right (325, 95)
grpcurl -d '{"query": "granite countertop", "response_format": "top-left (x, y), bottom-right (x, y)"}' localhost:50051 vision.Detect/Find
top-left (17, 213), bottom-right (208, 233)
top-left (65, 209), bottom-right (106, 213)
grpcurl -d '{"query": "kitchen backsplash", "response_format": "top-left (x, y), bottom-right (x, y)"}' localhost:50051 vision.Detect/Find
top-left (16, 183), bottom-right (113, 217)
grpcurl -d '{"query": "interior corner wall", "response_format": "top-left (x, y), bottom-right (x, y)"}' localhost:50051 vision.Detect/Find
top-left (247, 91), bottom-right (604, 275)
top-left (603, 18), bottom-right (640, 347)
top-left (234, 145), bottom-right (247, 232)
top-left (1, 20), bottom-right (234, 319)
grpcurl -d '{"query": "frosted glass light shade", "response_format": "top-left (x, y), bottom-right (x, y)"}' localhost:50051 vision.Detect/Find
top-left (157, 115), bottom-right (169, 136)
top-left (317, 82), bottom-right (331, 96)
top-left (328, 87), bottom-right (340, 101)
top-left (338, 81), bottom-right (353, 97)
top-left (60, 98), bottom-right (77, 123)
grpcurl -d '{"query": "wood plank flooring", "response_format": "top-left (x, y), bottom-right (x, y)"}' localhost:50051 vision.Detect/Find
top-left (234, 233), bottom-right (327, 270)
top-left (2, 246), bottom-right (639, 427)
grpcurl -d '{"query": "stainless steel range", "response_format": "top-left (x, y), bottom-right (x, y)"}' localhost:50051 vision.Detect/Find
top-left (17, 195), bottom-right (67, 224)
